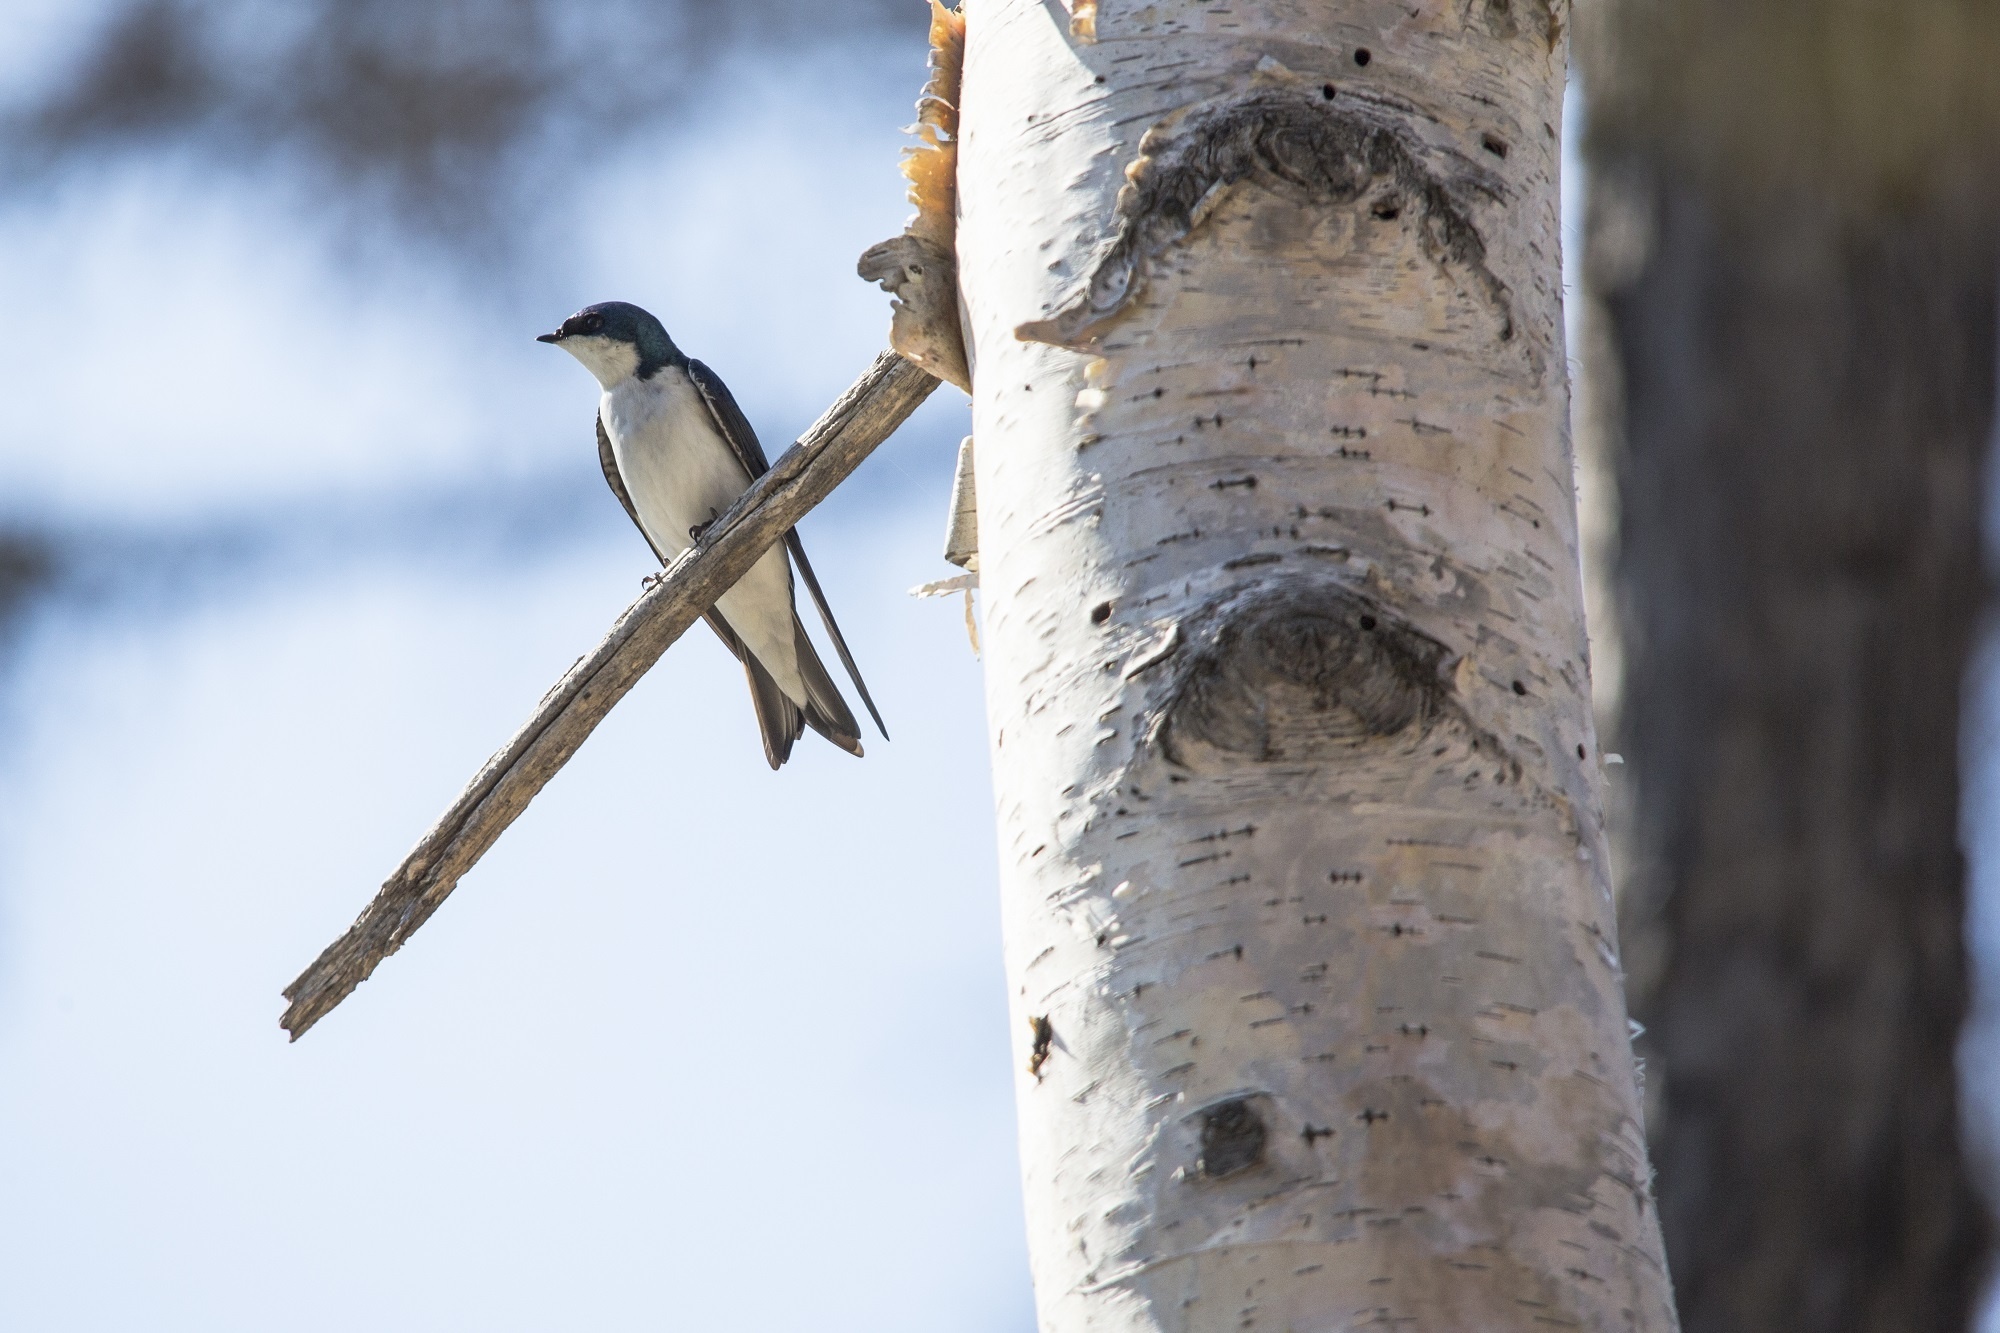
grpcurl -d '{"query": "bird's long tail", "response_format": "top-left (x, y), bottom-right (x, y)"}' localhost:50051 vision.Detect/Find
top-left (787, 532), bottom-right (889, 741)
top-left (742, 652), bottom-right (807, 770)
top-left (791, 613), bottom-right (864, 758)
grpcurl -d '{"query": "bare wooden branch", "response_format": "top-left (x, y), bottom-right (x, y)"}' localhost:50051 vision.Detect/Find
top-left (282, 351), bottom-right (940, 1040)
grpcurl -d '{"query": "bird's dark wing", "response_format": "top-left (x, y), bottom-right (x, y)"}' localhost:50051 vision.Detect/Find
top-left (684, 357), bottom-right (773, 479)
top-left (782, 532), bottom-right (888, 740)
top-left (685, 359), bottom-right (889, 741)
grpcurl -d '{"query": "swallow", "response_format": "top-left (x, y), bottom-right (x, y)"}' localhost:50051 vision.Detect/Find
top-left (540, 301), bottom-right (885, 767)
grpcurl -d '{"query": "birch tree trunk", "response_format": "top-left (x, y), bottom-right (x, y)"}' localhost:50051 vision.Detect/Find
top-left (954, 1), bottom-right (1677, 1328)
top-left (1577, 4), bottom-right (2000, 1329)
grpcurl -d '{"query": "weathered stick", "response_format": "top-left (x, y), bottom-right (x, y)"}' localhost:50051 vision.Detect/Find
top-left (282, 351), bottom-right (940, 1039)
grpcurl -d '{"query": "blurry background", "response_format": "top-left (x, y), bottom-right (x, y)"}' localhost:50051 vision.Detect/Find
top-left (0, 3), bottom-right (1029, 1331)
top-left (0, 3), bottom-right (1994, 1333)
top-left (1576, 5), bottom-right (2000, 1331)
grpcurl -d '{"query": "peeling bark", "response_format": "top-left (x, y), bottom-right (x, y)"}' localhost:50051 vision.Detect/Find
top-left (956, 0), bottom-right (1675, 1327)
top-left (859, 0), bottom-right (972, 391)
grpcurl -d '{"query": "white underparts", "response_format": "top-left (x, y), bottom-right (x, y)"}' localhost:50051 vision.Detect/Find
top-left (601, 366), bottom-right (806, 705)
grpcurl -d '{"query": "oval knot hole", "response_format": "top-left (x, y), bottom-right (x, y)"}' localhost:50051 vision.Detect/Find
top-left (1158, 582), bottom-right (1450, 764)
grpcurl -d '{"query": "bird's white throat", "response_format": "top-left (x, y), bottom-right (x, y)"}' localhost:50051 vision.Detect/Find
top-left (555, 333), bottom-right (643, 389)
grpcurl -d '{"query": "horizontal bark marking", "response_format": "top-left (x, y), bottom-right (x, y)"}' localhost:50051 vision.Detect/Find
top-left (1015, 84), bottom-right (1513, 349)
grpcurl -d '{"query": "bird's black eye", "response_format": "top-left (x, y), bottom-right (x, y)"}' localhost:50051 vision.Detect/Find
top-left (583, 314), bottom-right (604, 332)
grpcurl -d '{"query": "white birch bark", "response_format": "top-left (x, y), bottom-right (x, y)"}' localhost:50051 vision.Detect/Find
top-left (954, 0), bottom-right (1677, 1328)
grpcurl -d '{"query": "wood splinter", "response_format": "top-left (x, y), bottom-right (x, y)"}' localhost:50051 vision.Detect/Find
top-left (281, 351), bottom-right (940, 1041)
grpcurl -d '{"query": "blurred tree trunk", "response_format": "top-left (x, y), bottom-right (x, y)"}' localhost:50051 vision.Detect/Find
top-left (1577, 3), bottom-right (2000, 1330)
top-left (955, 0), bottom-right (1677, 1328)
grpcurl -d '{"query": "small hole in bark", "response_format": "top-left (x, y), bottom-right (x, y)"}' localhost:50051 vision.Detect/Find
top-left (1153, 386), bottom-right (1165, 398)
top-left (1199, 1099), bottom-right (1267, 1178)
top-left (1321, 83), bottom-right (1337, 100)
top-left (1512, 680), bottom-right (1527, 696)
top-left (1371, 200), bottom-right (1402, 220)
top-left (1092, 601), bottom-right (1114, 625)
top-left (1482, 133), bottom-right (1509, 158)
top-left (1094, 74), bottom-right (1106, 84)
top-left (1359, 614), bottom-right (1377, 631)
top-left (1577, 743), bottom-right (1587, 759)
top-left (1353, 48), bottom-right (1372, 65)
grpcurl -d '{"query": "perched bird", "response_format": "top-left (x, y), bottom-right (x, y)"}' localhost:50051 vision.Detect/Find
top-left (539, 301), bottom-right (886, 768)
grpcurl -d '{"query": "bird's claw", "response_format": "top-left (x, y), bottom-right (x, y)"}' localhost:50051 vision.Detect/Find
top-left (640, 569), bottom-right (668, 591)
top-left (688, 520), bottom-right (713, 543)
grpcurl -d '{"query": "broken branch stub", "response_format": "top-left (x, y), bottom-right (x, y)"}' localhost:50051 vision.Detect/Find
top-left (859, 234), bottom-right (968, 390)
top-left (281, 351), bottom-right (940, 1041)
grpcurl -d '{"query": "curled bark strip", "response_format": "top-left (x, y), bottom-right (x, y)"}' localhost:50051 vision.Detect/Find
top-left (859, 0), bottom-right (971, 391)
top-left (1015, 87), bottom-right (1514, 349)
top-left (281, 353), bottom-right (940, 1041)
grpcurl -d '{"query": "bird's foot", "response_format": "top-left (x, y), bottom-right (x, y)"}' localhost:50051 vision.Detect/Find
top-left (640, 569), bottom-right (668, 591)
top-left (688, 507), bottom-right (722, 543)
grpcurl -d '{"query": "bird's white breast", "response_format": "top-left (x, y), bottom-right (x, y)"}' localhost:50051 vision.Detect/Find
top-left (600, 367), bottom-right (807, 704)
top-left (603, 368), bottom-right (753, 557)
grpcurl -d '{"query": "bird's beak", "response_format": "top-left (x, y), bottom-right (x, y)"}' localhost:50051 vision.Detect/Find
top-left (536, 331), bottom-right (563, 344)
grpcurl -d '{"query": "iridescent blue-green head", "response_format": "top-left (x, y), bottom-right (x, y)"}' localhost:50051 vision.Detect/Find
top-left (537, 300), bottom-right (683, 386)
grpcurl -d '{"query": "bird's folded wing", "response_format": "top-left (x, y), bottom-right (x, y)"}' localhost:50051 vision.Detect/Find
top-left (686, 360), bottom-right (888, 740)
top-left (685, 359), bottom-right (774, 479)
top-left (784, 531), bottom-right (888, 740)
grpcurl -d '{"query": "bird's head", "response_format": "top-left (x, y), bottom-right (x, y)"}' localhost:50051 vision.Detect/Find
top-left (537, 301), bottom-right (680, 387)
